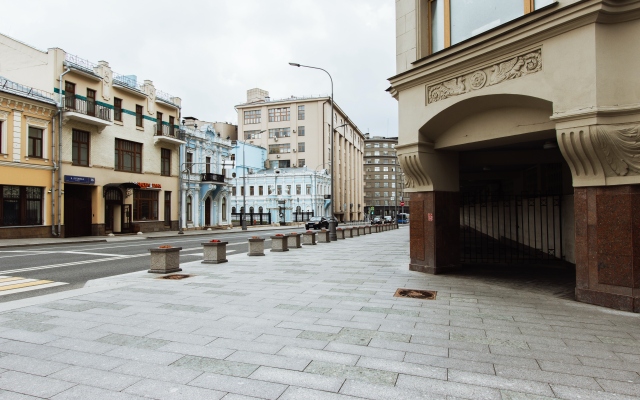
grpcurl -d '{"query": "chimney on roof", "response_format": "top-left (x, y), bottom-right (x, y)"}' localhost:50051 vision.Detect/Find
top-left (247, 88), bottom-right (269, 103)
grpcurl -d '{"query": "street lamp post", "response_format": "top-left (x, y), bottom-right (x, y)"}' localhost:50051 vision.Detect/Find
top-left (289, 62), bottom-right (337, 241)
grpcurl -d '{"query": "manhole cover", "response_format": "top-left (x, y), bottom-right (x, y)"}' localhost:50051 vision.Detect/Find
top-left (158, 274), bottom-right (192, 280)
top-left (394, 288), bottom-right (436, 300)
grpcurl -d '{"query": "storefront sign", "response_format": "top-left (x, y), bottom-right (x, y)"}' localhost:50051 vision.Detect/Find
top-left (134, 182), bottom-right (162, 189)
top-left (64, 175), bottom-right (95, 185)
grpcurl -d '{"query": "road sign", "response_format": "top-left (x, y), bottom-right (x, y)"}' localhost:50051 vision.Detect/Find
top-left (400, 201), bottom-right (405, 207)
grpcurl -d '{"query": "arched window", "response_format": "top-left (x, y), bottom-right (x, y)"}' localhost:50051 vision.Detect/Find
top-left (222, 198), bottom-right (227, 221)
top-left (296, 206), bottom-right (301, 213)
top-left (259, 206), bottom-right (263, 213)
top-left (249, 206), bottom-right (254, 213)
top-left (186, 196), bottom-right (193, 222)
top-left (232, 206), bottom-right (236, 214)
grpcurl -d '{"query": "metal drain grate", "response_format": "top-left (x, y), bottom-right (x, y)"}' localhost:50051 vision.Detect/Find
top-left (157, 274), bottom-right (192, 280)
top-left (394, 288), bottom-right (437, 300)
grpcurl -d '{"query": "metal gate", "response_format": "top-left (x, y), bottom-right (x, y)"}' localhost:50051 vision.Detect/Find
top-left (460, 193), bottom-right (563, 264)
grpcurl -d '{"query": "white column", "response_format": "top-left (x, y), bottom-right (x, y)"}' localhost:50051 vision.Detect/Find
top-left (13, 111), bottom-right (21, 162)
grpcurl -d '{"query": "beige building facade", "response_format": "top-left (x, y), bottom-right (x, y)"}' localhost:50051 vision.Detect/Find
top-left (236, 89), bottom-right (365, 222)
top-left (390, 0), bottom-right (640, 312)
top-left (0, 34), bottom-right (183, 237)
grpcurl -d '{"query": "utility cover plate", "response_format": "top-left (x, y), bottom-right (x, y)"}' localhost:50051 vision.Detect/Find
top-left (394, 288), bottom-right (436, 300)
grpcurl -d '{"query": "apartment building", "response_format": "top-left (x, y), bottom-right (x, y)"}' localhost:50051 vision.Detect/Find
top-left (390, 0), bottom-right (640, 312)
top-left (0, 34), bottom-right (183, 237)
top-left (363, 135), bottom-right (408, 220)
top-left (0, 77), bottom-right (58, 239)
top-left (235, 88), bottom-right (365, 222)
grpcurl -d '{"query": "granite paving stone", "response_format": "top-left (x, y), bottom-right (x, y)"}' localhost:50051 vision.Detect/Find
top-left (0, 371), bottom-right (76, 398)
top-left (171, 355), bottom-right (259, 377)
top-left (189, 372), bottom-right (288, 399)
top-left (111, 360), bottom-right (204, 385)
top-left (0, 354), bottom-right (69, 376)
top-left (249, 365), bottom-right (345, 392)
top-left (48, 365), bottom-right (142, 391)
top-left (304, 360), bottom-right (398, 385)
top-left (124, 378), bottom-right (226, 400)
top-left (51, 385), bottom-right (147, 400)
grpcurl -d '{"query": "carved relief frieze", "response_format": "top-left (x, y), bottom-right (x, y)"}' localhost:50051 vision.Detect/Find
top-left (427, 49), bottom-right (542, 104)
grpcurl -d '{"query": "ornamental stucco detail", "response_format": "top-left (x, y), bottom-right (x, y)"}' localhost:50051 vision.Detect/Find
top-left (427, 49), bottom-right (542, 104)
top-left (556, 124), bottom-right (640, 187)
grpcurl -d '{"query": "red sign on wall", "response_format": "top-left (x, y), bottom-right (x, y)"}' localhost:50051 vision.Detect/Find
top-left (428, 213), bottom-right (433, 222)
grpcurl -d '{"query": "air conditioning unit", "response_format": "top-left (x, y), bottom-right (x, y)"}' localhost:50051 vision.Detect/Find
top-left (248, 168), bottom-right (254, 174)
top-left (293, 129), bottom-right (296, 133)
top-left (277, 155), bottom-right (280, 158)
top-left (293, 149), bottom-right (297, 153)
top-left (274, 137), bottom-right (278, 142)
top-left (292, 164), bottom-right (297, 167)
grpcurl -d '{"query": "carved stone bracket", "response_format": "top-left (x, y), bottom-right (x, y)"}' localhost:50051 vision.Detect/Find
top-left (395, 142), bottom-right (458, 192)
top-left (556, 123), bottom-right (640, 187)
top-left (427, 49), bottom-right (542, 104)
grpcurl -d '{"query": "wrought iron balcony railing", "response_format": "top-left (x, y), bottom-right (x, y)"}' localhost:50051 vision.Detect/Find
top-left (200, 173), bottom-right (225, 183)
top-left (63, 97), bottom-right (111, 122)
top-left (154, 124), bottom-right (184, 141)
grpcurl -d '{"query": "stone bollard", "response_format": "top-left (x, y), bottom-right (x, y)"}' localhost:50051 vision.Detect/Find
top-left (336, 228), bottom-right (345, 239)
top-left (149, 245), bottom-right (182, 273)
top-left (302, 231), bottom-right (317, 245)
top-left (366, 226), bottom-right (372, 234)
top-left (270, 234), bottom-right (289, 252)
top-left (317, 229), bottom-right (330, 243)
top-left (344, 227), bottom-right (353, 238)
top-left (287, 232), bottom-right (301, 249)
top-left (358, 226), bottom-right (366, 235)
top-left (201, 240), bottom-right (228, 264)
top-left (248, 236), bottom-right (265, 256)
top-left (352, 226), bottom-right (360, 237)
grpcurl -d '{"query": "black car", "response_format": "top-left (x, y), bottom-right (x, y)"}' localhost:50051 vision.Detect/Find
top-left (305, 216), bottom-right (335, 230)
top-left (372, 217), bottom-right (383, 225)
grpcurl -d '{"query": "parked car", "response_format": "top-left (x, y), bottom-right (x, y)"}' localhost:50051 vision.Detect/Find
top-left (384, 216), bottom-right (393, 224)
top-left (305, 216), bottom-right (334, 230)
top-left (372, 217), bottom-right (383, 225)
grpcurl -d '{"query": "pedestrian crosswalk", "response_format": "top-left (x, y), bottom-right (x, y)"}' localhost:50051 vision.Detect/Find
top-left (0, 276), bottom-right (67, 296)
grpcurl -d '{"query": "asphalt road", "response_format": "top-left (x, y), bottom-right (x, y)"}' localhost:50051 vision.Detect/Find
top-left (0, 228), bottom-right (308, 303)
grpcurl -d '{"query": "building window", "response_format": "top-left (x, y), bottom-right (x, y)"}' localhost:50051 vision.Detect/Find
top-left (298, 142), bottom-right (305, 152)
top-left (245, 130), bottom-right (263, 139)
top-left (87, 88), bottom-right (96, 117)
top-left (232, 187), bottom-right (236, 196)
top-left (186, 195), bottom-right (192, 222)
top-left (268, 107), bottom-right (290, 122)
top-left (298, 126), bottom-right (305, 136)
top-left (277, 185), bottom-right (282, 195)
top-left (114, 139), bottom-right (142, 173)
top-left (114, 98), bottom-right (122, 122)
top-left (28, 127), bottom-right (43, 158)
top-left (269, 143), bottom-right (291, 154)
top-left (269, 128), bottom-right (290, 138)
top-left (250, 186), bottom-right (255, 196)
top-left (259, 186), bottom-right (264, 195)
top-left (298, 159), bottom-right (305, 167)
top-left (298, 105), bottom-right (305, 120)
top-left (133, 191), bottom-right (158, 220)
top-left (296, 185), bottom-right (301, 195)
top-left (135, 105), bottom-right (143, 127)
top-left (72, 129), bottom-right (90, 166)
top-left (156, 112), bottom-right (163, 135)
top-left (244, 110), bottom-right (261, 124)
top-left (64, 81), bottom-right (76, 109)
top-left (186, 152), bottom-right (193, 173)
top-left (161, 148), bottom-right (171, 176)
top-left (428, 0), bottom-right (548, 54)
top-left (169, 116), bottom-right (175, 136)
top-left (306, 184), bottom-right (311, 195)
top-left (0, 185), bottom-right (43, 226)
top-left (205, 156), bottom-right (211, 174)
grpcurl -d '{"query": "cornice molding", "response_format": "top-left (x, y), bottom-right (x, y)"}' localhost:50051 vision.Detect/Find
top-left (0, 160), bottom-right (54, 170)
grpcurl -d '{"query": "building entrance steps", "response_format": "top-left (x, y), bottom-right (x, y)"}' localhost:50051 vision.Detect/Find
top-left (0, 225), bottom-right (639, 399)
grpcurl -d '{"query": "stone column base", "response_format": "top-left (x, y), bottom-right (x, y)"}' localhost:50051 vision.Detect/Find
top-left (576, 288), bottom-right (640, 313)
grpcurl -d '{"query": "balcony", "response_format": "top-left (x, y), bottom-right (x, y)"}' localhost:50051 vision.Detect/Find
top-left (154, 124), bottom-right (185, 145)
top-left (200, 173), bottom-right (225, 183)
top-left (62, 97), bottom-right (112, 129)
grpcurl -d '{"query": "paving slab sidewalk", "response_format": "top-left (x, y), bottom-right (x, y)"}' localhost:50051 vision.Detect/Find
top-left (0, 227), bottom-right (639, 399)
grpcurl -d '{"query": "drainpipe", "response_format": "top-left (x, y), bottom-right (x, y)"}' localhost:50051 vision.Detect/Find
top-left (58, 66), bottom-right (71, 236)
top-left (50, 110), bottom-right (60, 236)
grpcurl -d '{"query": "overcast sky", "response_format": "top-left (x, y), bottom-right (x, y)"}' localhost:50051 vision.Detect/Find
top-left (2, 0), bottom-right (398, 136)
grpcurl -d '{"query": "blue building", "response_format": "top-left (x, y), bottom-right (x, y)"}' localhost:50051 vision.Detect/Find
top-left (230, 141), bottom-right (330, 225)
top-left (180, 123), bottom-right (233, 230)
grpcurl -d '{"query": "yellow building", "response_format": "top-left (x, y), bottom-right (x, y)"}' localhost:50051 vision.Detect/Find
top-left (0, 34), bottom-right (183, 237)
top-left (0, 77), bottom-right (58, 239)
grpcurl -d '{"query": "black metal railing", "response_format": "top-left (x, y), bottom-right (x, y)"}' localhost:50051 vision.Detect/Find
top-left (460, 193), bottom-right (563, 264)
top-left (154, 124), bottom-right (184, 141)
top-left (293, 211), bottom-right (314, 222)
top-left (231, 212), bottom-right (272, 226)
top-left (63, 97), bottom-right (111, 122)
top-left (200, 173), bottom-right (225, 183)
